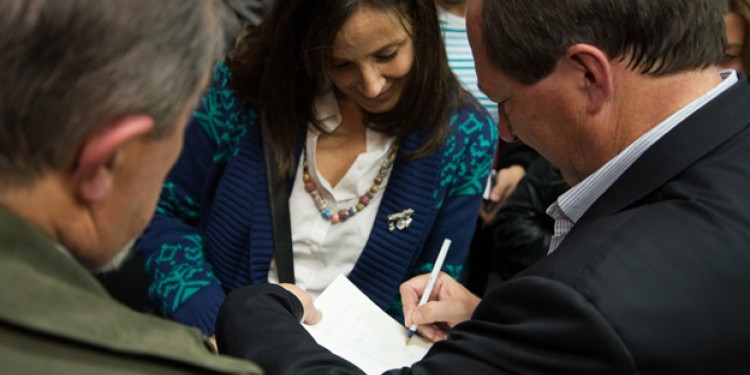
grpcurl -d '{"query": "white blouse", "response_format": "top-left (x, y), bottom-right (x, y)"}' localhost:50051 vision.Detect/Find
top-left (267, 92), bottom-right (396, 298)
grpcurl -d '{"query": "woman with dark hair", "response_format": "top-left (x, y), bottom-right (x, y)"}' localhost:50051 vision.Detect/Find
top-left (135, 0), bottom-right (496, 338)
top-left (719, 0), bottom-right (750, 73)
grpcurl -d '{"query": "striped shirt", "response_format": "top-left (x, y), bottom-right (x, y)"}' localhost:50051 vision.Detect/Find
top-left (437, 5), bottom-right (498, 123)
top-left (547, 70), bottom-right (739, 253)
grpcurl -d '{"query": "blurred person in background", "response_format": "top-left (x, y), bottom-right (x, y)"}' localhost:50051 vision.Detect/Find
top-left (719, 0), bottom-right (750, 73)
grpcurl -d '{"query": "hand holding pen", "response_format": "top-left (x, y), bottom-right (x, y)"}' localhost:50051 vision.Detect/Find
top-left (400, 240), bottom-right (481, 343)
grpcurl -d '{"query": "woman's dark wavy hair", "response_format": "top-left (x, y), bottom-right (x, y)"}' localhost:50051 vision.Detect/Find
top-left (227, 0), bottom-right (463, 175)
top-left (728, 0), bottom-right (750, 73)
top-left (480, 0), bottom-right (727, 85)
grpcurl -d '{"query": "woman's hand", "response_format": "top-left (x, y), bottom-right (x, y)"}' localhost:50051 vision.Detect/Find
top-left (279, 283), bottom-right (322, 325)
top-left (479, 165), bottom-right (526, 225)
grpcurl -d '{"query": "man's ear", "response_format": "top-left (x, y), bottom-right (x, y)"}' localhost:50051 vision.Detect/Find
top-left (565, 44), bottom-right (613, 114)
top-left (73, 116), bottom-right (154, 204)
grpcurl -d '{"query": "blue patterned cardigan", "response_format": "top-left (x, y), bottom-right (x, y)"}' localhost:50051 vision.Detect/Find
top-left (135, 63), bottom-right (498, 335)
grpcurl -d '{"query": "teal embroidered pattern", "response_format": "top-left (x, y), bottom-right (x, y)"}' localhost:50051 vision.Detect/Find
top-left (156, 182), bottom-right (199, 221)
top-left (146, 234), bottom-right (221, 313)
top-left (434, 111), bottom-right (498, 209)
top-left (412, 262), bottom-right (463, 280)
top-left (192, 64), bottom-right (257, 164)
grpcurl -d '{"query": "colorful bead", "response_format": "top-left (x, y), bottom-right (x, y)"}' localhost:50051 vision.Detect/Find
top-left (302, 144), bottom-right (398, 224)
top-left (339, 210), bottom-right (350, 221)
top-left (304, 181), bottom-right (316, 193)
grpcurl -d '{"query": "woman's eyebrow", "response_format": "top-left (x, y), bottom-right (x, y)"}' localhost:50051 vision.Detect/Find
top-left (332, 39), bottom-right (408, 61)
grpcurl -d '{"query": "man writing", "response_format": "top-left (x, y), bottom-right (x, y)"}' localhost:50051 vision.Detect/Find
top-left (215, 0), bottom-right (750, 373)
top-left (0, 0), bottom-right (261, 373)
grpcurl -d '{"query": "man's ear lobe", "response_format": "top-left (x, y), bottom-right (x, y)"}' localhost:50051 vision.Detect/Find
top-left (73, 116), bottom-right (154, 203)
top-left (566, 44), bottom-right (613, 114)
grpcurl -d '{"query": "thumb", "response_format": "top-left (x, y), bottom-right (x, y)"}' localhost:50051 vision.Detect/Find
top-left (410, 310), bottom-right (425, 325)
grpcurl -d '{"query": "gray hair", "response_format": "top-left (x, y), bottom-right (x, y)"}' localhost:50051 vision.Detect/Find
top-left (0, 0), bottom-right (224, 187)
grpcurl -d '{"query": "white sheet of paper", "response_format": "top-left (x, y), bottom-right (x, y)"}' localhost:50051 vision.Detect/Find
top-left (303, 274), bottom-right (432, 374)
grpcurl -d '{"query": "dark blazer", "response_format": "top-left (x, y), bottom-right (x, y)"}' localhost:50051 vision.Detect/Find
top-left (216, 77), bottom-right (750, 374)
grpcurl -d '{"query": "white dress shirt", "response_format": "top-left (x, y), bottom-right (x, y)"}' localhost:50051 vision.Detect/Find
top-left (267, 91), bottom-right (396, 298)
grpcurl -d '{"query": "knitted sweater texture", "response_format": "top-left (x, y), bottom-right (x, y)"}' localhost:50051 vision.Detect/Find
top-left (135, 63), bottom-right (498, 335)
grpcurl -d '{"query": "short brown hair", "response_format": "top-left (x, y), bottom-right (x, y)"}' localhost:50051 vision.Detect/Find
top-left (480, 0), bottom-right (727, 85)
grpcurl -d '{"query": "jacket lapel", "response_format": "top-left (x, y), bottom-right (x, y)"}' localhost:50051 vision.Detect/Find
top-left (578, 78), bottom-right (750, 226)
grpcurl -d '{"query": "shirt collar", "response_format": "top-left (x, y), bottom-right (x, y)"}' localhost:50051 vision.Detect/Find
top-left (549, 69), bottom-right (739, 225)
top-left (312, 90), bottom-right (342, 133)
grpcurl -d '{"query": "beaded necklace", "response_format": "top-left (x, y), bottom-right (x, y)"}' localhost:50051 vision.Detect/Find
top-left (302, 144), bottom-right (399, 224)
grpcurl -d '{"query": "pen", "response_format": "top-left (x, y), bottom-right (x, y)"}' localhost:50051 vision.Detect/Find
top-left (406, 238), bottom-right (452, 343)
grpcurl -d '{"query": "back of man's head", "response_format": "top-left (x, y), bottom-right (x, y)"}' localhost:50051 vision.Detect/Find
top-left (479, 0), bottom-right (727, 84)
top-left (0, 0), bottom-right (224, 189)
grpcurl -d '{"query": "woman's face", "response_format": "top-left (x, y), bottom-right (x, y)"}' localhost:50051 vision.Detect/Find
top-left (718, 11), bottom-right (747, 73)
top-left (327, 6), bottom-right (414, 114)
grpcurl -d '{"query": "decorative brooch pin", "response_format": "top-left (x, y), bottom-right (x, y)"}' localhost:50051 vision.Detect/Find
top-left (387, 208), bottom-right (414, 232)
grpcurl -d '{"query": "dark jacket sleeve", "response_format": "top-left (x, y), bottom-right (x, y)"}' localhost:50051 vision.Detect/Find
top-left (397, 277), bottom-right (637, 374)
top-left (491, 158), bottom-right (569, 279)
top-left (216, 285), bottom-right (366, 375)
top-left (215, 279), bottom-right (637, 375)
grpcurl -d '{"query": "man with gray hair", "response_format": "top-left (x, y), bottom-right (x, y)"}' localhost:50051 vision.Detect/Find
top-left (212, 0), bottom-right (750, 373)
top-left (0, 0), bottom-right (260, 373)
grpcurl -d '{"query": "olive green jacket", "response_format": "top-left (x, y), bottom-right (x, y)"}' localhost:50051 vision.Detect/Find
top-left (0, 208), bottom-right (262, 375)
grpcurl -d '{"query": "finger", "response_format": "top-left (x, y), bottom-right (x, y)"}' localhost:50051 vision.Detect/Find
top-left (478, 208), bottom-right (493, 225)
top-left (400, 273), bottom-right (431, 319)
top-left (304, 308), bottom-right (323, 325)
top-left (401, 273), bottom-right (431, 291)
top-left (489, 180), bottom-right (508, 201)
top-left (413, 301), bottom-right (467, 328)
top-left (206, 334), bottom-right (218, 353)
top-left (490, 195), bottom-right (508, 213)
top-left (278, 283), bottom-right (320, 324)
top-left (491, 166), bottom-right (525, 201)
top-left (416, 323), bottom-right (449, 343)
